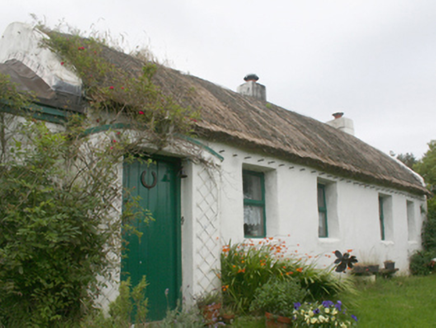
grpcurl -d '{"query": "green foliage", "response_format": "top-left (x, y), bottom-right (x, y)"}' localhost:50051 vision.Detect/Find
top-left (422, 205), bottom-right (436, 252)
top-left (194, 289), bottom-right (222, 308)
top-left (0, 120), bottom-right (137, 326)
top-left (220, 241), bottom-right (355, 314)
top-left (249, 277), bottom-right (307, 317)
top-left (292, 301), bottom-right (357, 327)
top-left (395, 152), bottom-right (417, 169)
top-left (351, 275), bottom-right (436, 327)
top-left (414, 140), bottom-right (436, 192)
top-left (220, 241), bottom-right (288, 312)
top-left (409, 251), bottom-right (436, 276)
top-left (0, 73), bottom-right (33, 110)
top-left (41, 31), bottom-right (199, 147)
top-left (108, 277), bottom-right (148, 327)
top-left (158, 301), bottom-right (205, 328)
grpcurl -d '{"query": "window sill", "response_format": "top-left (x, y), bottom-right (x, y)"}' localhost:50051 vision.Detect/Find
top-left (318, 238), bottom-right (340, 243)
top-left (380, 240), bottom-right (394, 246)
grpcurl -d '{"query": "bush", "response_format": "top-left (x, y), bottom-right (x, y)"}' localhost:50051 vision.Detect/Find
top-left (409, 251), bottom-right (436, 275)
top-left (249, 277), bottom-right (307, 317)
top-left (0, 120), bottom-right (146, 326)
top-left (220, 240), bottom-right (355, 313)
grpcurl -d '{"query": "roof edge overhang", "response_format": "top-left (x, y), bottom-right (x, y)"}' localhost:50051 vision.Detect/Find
top-left (197, 127), bottom-right (430, 197)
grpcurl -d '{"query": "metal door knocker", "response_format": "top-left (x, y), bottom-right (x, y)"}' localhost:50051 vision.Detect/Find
top-left (141, 170), bottom-right (157, 189)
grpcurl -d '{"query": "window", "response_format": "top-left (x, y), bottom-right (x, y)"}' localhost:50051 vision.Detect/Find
top-left (378, 194), bottom-right (393, 241)
top-left (243, 170), bottom-right (266, 237)
top-left (318, 184), bottom-right (328, 237)
top-left (407, 200), bottom-right (416, 241)
top-left (379, 196), bottom-right (385, 240)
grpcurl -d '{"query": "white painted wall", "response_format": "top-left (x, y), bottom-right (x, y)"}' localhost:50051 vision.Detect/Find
top-left (206, 140), bottom-right (426, 273)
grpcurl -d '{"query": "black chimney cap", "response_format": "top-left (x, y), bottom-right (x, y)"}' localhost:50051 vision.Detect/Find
top-left (244, 74), bottom-right (259, 82)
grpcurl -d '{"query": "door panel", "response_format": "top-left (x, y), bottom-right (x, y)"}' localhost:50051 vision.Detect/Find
top-left (122, 157), bottom-right (181, 321)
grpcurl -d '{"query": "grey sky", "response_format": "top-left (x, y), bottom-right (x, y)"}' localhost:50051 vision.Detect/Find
top-left (1, 0), bottom-right (435, 158)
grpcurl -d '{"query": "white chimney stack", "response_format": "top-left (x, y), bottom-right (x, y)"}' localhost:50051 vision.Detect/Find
top-left (237, 74), bottom-right (266, 101)
top-left (326, 112), bottom-right (355, 136)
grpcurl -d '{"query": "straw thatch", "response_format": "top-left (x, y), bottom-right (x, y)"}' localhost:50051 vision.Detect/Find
top-left (2, 34), bottom-right (428, 196)
top-left (98, 46), bottom-right (428, 196)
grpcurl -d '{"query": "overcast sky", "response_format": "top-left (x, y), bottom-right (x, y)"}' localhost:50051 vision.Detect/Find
top-left (1, 0), bottom-right (435, 158)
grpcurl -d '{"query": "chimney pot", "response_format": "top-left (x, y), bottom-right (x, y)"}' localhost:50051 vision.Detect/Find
top-left (244, 73), bottom-right (259, 82)
top-left (333, 112), bottom-right (344, 119)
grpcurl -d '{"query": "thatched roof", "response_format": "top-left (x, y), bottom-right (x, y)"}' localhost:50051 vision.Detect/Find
top-left (1, 31), bottom-right (428, 196)
top-left (98, 47), bottom-right (427, 196)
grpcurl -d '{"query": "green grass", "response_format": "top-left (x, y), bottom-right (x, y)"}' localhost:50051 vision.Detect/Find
top-left (348, 275), bottom-right (436, 327)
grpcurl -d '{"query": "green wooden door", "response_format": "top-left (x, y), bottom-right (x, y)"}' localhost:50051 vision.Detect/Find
top-left (122, 157), bottom-right (181, 321)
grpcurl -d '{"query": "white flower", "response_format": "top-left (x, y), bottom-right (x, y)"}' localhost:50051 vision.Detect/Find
top-left (332, 309), bottom-right (338, 315)
top-left (325, 308), bottom-right (330, 313)
top-left (311, 318), bottom-right (318, 324)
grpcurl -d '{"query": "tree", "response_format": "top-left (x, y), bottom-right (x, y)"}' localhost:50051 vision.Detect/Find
top-left (414, 141), bottom-right (436, 194)
top-left (396, 152), bottom-right (418, 169)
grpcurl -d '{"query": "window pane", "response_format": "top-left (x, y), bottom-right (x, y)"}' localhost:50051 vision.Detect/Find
top-left (243, 173), bottom-right (262, 200)
top-left (244, 205), bottom-right (264, 237)
top-left (319, 211), bottom-right (327, 237)
top-left (317, 185), bottom-right (325, 207)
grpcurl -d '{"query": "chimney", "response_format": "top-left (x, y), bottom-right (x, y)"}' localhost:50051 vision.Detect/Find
top-left (326, 112), bottom-right (355, 136)
top-left (237, 73), bottom-right (266, 101)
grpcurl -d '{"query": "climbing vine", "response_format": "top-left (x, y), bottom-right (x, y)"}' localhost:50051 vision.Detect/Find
top-left (0, 25), bottom-right (200, 326)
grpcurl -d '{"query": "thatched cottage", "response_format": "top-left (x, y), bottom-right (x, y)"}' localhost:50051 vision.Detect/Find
top-left (0, 23), bottom-right (428, 320)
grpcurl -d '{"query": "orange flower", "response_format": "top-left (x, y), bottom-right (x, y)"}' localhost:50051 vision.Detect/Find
top-left (347, 249), bottom-right (353, 253)
top-left (241, 260), bottom-right (245, 263)
top-left (237, 268), bottom-right (246, 273)
top-left (297, 267), bottom-right (303, 273)
top-left (269, 237), bottom-right (273, 240)
top-left (261, 263), bottom-right (266, 266)
top-left (282, 266), bottom-right (287, 269)
top-left (232, 265), bottom-right (236, 268)
top-left (286, 271), bottom-right (293, 275)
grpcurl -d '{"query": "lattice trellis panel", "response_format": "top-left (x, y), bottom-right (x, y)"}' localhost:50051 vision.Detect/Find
top-left (195, 167), bottom-right (221, 293)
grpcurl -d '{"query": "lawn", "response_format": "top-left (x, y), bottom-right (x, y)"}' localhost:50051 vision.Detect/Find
top-left (228, 274), bottom-right (436, 327)
top-left (342, 274), bottom-right (436, 327)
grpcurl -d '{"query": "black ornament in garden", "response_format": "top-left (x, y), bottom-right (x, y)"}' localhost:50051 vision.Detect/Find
top-left (334, 250), bottom-right (358, 273)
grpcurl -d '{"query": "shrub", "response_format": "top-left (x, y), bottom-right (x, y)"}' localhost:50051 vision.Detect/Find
top-left (159, 301), bottom-right (205, 328)
top-left (220, 240), bottom-right (355, 313)
top-left (409, 251), bottom-right (436, 275)
top-left (220, 241), bottom-right (288, 312)
top-left (249, 277), bottom-right (307, 317)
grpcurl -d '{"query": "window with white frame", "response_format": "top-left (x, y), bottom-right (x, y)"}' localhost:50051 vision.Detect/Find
top-left (243, 170), bottom-right (266, 238)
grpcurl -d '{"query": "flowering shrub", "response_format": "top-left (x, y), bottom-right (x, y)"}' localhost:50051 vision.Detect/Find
top-left (220, 240), bottom-right (356, 313)
top-left (293, 301), bottom-right (358, 327)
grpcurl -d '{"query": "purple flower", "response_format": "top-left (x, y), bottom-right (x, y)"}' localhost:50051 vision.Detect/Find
top-left (313, 308), bottom-right (320, 314)
top-left (322, 300), bottom-right (334, 308)
top-left (335, 300), bottom-right (342, 311)
top-left (294, 302), bottom-right (301, 310)
top-left (351, 315), bottom-right (358, 321)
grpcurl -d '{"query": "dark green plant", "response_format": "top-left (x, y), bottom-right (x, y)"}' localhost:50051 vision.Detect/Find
top-left (409, 251), bottom-right (436, 276)
top-left (220, 241), bottom-right (355, 313)
top-left (249, 277), bottom-right (307, 317)
top-left (195, 289), bottom-right (222, 308)
top-left (159, 300), bottom-right (205, 328)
